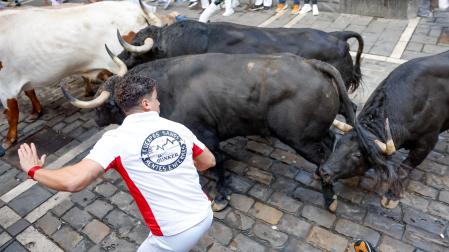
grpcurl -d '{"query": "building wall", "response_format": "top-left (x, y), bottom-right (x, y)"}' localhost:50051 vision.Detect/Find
top-left (289, 0), bottom-right (420, 19)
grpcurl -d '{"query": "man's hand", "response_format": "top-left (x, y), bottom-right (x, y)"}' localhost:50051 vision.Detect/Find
top-left (17, 143), bottom-right (46, 173)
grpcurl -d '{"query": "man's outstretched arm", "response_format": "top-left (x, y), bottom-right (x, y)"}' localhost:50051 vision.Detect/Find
top-left (18, 143), bottom-right (104, 192)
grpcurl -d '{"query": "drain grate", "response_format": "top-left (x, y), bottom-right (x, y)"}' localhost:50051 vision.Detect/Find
top-left (1, 126), bottom-right (73, 168)
top-left (438, 27), bottom-right (449, 44)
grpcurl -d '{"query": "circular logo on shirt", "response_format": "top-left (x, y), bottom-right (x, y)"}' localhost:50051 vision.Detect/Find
top-left (141, 130), bottom-right (187, 172)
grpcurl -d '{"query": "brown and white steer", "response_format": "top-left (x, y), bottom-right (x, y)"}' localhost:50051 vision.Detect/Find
top-left (0, 0), bottom-right (177, 152)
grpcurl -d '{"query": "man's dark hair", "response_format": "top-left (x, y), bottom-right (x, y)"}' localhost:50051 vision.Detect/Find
top-left (115, 75), bottom-right (157, 112)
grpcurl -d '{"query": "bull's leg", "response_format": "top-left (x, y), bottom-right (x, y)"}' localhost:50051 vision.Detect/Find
top-left (212, 150), bottom-right (231, 212)
top-left (2, 99), bottom-right (19, 150)
top-left (290, 139), bottom-right (338, 212)
top-left (319, 134), bottom-right (339, 213)
top-left (24, 89), bottom-right (43, 123)
top-left (192, 128), bottom-right (230, 211)
top-left (314, 131), bottom-right (336, 180)
top-left (381, 135), bottom-right (438, 209)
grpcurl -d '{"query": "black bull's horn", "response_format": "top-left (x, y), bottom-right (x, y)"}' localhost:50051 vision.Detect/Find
top-left (105, 44), bottom-right (128, 77)
top-left (61, 83), bottom-right (110, 109)
top-left (333, 119), bottom-right (396, 155)
top-left (117, 29), bottom-right (154, 54)
top-left (374, 118), bottom-right (396, 155)
top-left (332, 119), bottom-right (353, 132)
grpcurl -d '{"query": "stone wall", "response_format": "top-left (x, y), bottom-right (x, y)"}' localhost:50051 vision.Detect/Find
top-left (339, 0), bottom-right (420, 19)
top-left (265, 0), bottom-right (420, 19)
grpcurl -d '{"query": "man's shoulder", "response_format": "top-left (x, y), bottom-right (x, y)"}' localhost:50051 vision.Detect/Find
top-left (99, 127), bottom-right (122, 141)
top-left (158, 117), bottom-right (189, 131)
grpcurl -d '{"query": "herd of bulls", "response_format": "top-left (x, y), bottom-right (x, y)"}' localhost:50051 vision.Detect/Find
top-left (1, 0), bottom-right (448, 213)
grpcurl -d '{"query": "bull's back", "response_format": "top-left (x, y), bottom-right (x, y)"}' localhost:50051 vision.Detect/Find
top-left (362, 51), bottom-right (449, 138)
top-left (129, 53), bottom-right (340, 137)
top-left (208, 23), bottom-right (346, 61)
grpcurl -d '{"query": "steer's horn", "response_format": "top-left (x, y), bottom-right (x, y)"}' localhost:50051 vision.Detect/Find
top-left (374, 118), bottom-right (396, 155)
top-left (117, 30), bottom-right (154, 54)
top-left (332, 119), bottom-right (353, 132)
top-left (61, 84), bottom-right (110, 109)
top-left (139, 0), bottom-right (162, 27)
top-left (105, 44), bottom-right (128, 77)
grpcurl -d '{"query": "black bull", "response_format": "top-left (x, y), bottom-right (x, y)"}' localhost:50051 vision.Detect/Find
top-left (117, 20), bottom-right (364, 93)
top-left (64, 53), bottom-right (355, 211)
top-left (319, 50), bottom-right (449, 210)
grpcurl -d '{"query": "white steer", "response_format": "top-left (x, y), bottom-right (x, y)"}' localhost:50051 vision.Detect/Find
top-left (0, 0), bottom-right (176, 152)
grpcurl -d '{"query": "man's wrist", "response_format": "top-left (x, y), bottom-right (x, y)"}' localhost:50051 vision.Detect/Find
top-left (28, 165), bottom-right (42, 180)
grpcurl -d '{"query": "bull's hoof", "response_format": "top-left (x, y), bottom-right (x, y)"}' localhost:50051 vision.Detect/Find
top-left (25, 111), bottom-right (43, 123)
top-left (211, 199), bottom-right (229, 212)
top-left (328, 195), bottom-right (338, 213)
top-left (381, 195), bottom-right (399, 209)
top-left (211, 195), bottom-right (230, 212)
top-left (1, 139), bottom-right (15, 151)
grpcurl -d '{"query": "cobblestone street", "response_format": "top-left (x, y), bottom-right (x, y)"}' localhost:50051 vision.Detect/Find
top-left (0, 1), bottom-right (449, 251)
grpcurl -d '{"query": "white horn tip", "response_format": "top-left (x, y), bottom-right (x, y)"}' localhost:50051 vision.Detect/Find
top-left (381, 196), bottom-right (399, 209)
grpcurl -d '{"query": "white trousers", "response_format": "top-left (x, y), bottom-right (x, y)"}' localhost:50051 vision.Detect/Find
top-left (137, 210), bottom-right (213, 252)
top-left (254, 0), bottom-right (272, 7)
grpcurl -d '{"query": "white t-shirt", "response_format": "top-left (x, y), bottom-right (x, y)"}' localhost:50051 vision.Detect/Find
top-left (86, 111), bottom-right (212, 236)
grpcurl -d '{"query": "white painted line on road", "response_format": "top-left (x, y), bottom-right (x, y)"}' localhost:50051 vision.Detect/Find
top-left (284, 13), bottom-right (306, 28)
top-left (258, 9), bottom-right (287, 27)
top-left (385, 56), bottom-right (408, 64)
top-left (350, 51), bottom-right (407, 64)
top-left (25, 191), bottom-right (71, 223)
top-left (0, 180), bottom-right (36, 203)
top-left (390, 17), bottom-right (420, 59)
top-left (0, 124), bottom-right (117, 204)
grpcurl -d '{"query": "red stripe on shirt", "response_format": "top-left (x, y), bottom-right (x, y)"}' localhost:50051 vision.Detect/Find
top-left (192, 144), bottom-right (204, 158)
top-left (111, 156), bottom-right (164, 236)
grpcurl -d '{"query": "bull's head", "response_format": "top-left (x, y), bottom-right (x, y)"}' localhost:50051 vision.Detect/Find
top-left (93, 76), bottom-right (126, 127)
top-left (116, 0), bottom-right (183, 68)
top-left (320, 119), bottom-right (398, 211)
top-left (61, 47), bottom-right (128, 126)
top-left (320, 130), bottom-right (368, 184)
top-left (61, 74), bottom-right (125, 127)
top-left (117, 25), bottom-right (161, 69)
top-left (321, 119), bottom-right (397, 184)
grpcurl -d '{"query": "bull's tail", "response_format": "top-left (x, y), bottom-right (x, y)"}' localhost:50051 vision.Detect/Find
top-left (330, 31), bottom-right (364, 93)
top-left (307, 59), bottom-right (356, 125)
